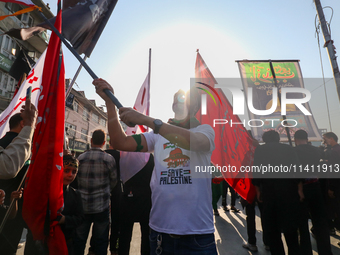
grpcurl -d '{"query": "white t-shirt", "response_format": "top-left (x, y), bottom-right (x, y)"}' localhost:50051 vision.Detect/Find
top-left (143, 124), bottom-right (215, 235)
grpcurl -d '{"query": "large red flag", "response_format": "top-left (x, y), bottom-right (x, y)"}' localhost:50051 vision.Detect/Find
top-left (195, 51), bottom-right (256, 203)
top-left (22, 2), bottom-right (67, 254)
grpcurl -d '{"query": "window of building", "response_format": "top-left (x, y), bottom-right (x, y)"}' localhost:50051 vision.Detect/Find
top-left (5, 3), bottom-right (34, 28)
top-left (92, 113), bottom-right (99, 123)
top-left (81, 128), bottom-right (88, 141)
top-left (1, 35), bottom-right (17, 60)
top-left (0, 72), bottom-right (16, 98)
top-left (100, 118), bottom-right (106, 127)
top-left (83, 107), bottom-right (89, 121)
top-left (20, 13), bottom-right (34, 27)
top-left (2, 73), bottom-right (7, 89)
top-left (65, 123), bottom-right (76, 137)
top-left (5, 2), bottom-right (21, 13)
top-left (73, 101), bottom-right (79, 113)
top-left (9, 78), bottom-right (14, 92)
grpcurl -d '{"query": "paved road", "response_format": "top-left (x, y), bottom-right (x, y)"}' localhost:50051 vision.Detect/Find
top-left (16, 200), bottom-right (340, 254)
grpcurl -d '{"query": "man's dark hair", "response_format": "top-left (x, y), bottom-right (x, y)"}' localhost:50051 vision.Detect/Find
top-left (9, 113), bottom-right (23, 130)
top-left (323, 132), bottom-right (338, 143)
top-left (262, 130), bottom-right (280, 143)
top-left (92, 129), bottom-right (106, 145)
top-left (294, 129), bottom-right (308, 140)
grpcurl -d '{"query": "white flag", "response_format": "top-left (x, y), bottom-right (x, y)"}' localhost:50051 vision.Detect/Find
top-left (2, 0), bottom-right (36, 7)
top-left (0, 50), bottom-right (46, 138)
top-left (120, 73), bottom-right (151, 183)
top-left (126, 73), bottom-right (150, 135)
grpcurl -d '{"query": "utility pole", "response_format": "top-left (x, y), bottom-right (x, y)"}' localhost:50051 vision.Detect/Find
top-left (314, 0), bottom-right (340, 103)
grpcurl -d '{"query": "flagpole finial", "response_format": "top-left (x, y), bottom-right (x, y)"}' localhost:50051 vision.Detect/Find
top-left (196, 49), bottom-right (199, 53)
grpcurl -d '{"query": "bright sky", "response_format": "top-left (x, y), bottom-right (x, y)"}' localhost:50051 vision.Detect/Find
top-left (46, 0), bottom-right (340, 135)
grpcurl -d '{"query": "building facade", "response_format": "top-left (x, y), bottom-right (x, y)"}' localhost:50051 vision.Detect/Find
top-left (0, 0), bottom-right (53, 111)
top-left (65, 88), bottom-right (109, 154)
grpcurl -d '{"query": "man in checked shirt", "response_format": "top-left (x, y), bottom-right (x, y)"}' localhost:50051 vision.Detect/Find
top-left (74, 129), bottom-right (117, 255)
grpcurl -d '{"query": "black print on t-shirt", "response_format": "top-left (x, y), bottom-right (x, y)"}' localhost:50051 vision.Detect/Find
top-left (159, 168), bottom-right (192, 185)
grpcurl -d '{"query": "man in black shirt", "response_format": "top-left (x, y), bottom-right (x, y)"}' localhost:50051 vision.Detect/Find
top-left (252, 130), bottom-right (301, 255)
top-left (294, 130), bottom-right (332, 255)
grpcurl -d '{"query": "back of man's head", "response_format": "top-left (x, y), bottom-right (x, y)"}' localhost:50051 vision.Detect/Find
top-left (323, 132), bottom-right (338, 143)
top-left (9, 113), bottom-right (23, 131)
top-left (92, 129), bottom-right (106, 146)
top-left (294, 130), bottom-right (308, 140)
top-left (262, 130), bottom-right (280, 143)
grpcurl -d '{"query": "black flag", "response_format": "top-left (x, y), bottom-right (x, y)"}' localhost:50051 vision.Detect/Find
top-left (6, 0), bottom-right (118, 57)
top-left (9, 50), bottom-right (35, 80)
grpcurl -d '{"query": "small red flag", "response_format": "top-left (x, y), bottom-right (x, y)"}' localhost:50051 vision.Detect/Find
top-left (195, 51), bottom-right (256, 203)
top-left (22, 2), bottom-right (67, 254)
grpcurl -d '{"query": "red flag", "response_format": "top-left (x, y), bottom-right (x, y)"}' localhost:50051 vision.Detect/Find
top-left (22, 3), bottom-right (67, 254)
top-left (195, 51), bottom-right (256, 203)
top-left (120, 72), bottom-right (151, 183)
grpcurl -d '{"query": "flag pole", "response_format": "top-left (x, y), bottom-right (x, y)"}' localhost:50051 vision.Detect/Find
top-left (0, 165), bottom-right (29, 234)
top-left (148, 48), bottom-right (151, 88)
top-left (65, 56), bottom-right (87, 98)
top-left (269, 61), bottom-right (293, 146)
top-left (36, 11), bottom-right (123, 108)
top-left (147, 48), bottom-right (151, 115)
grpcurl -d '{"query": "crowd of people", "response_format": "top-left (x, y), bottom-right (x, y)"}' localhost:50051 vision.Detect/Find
top-left (0, 80), bottom-right (340, 255)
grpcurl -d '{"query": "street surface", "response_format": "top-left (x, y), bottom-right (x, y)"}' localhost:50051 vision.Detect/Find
top-left (17, 199), bottom-right (340, 254)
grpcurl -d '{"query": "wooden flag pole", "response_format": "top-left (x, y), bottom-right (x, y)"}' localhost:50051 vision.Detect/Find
top-left (65, 56), bottom-right (87, 98)
top-left (37, 11), bottom-right (123, 108)
top-left (269, 61), bottom-right (293, 146)
top-left (0, 163), bottom-right (29, 235)
top-left (148, 48), bottom-right (151, 89)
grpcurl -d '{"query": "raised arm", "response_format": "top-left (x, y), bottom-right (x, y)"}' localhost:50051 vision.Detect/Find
top-left (93, 78), bottom-right (211, 152)
top-left (0, 100), bottom-right (37, 179)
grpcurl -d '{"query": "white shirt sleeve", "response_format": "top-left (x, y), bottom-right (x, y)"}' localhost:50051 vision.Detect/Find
top-left (0, 126), bottom-right (34, 179)
top-left (192, 124), bottom-right (215, 153)
top-left (142, 131), bottom-right (157, 152)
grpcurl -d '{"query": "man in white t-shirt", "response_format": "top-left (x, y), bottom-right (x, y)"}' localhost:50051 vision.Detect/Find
top-left (93, 78), bottom-right (217, 255)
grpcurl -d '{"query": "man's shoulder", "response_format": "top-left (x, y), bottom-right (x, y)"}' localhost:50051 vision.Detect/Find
top-left (257, 142), bottom-right (293, 152)
top-left (332, 144), bottom-right (340, 150)
top-left (296, 144), bottom-right (321, 152)
top-left (103, 151), bottom-right (116, 161)
top-left (78, 150), bottom-right (91, 159)
top-left (192, 124), bottom-right (213, 131)
top-left (0, 132), bottom-right (18, 148)
top-left (78, 149), bottom-right (108, 160)
top-left (191, 124), bottom-right (215, 138)
top-left (331, 144), bottom-right (340, 156)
